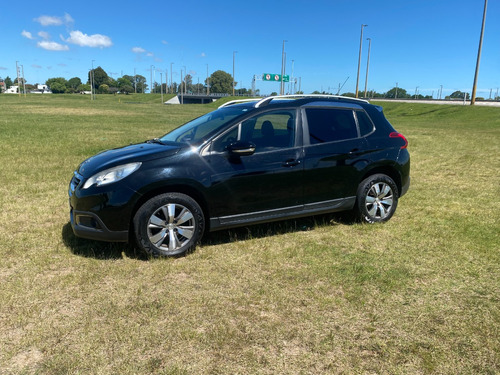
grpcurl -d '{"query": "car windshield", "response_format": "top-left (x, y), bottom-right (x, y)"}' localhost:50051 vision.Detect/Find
top-left (160, 106), bottom-right (252, 145)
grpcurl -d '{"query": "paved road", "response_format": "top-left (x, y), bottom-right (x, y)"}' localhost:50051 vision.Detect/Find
top-left (372, 99), bottom-right (500, 107)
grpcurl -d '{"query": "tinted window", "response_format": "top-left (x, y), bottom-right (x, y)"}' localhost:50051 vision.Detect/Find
top-left (212, 110), bottom-right (295, 153)
top-left (356, 111), bottom-right (374, 136)
top-left (306, 108), bottom-right (358, 144)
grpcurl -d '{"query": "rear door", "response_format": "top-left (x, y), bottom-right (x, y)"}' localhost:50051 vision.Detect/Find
top-left (302, 106), bottom-right (367, 204)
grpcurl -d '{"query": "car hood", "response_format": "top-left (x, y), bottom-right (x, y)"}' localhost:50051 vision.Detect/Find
top-left (77, 142), bottom-right (182, 177)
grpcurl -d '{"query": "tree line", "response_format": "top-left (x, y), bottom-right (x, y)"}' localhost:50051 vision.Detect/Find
top-left (0, 69), bottom-right (494, 100)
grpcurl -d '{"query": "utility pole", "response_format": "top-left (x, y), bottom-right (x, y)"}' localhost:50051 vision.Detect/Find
top-left (15, 61), bottom-right (20, 97)
top-left (364, 38), bottom-right (371, 98)
top-left (21, 65), bottom-right (26, 97)
top-left (355, 24), bottom-right (367, 98)
top-left (471, 0), bottom-right (488, 105)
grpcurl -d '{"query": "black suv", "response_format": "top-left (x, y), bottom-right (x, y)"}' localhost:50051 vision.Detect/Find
top-left (69, 95), bottom-right (410, 257)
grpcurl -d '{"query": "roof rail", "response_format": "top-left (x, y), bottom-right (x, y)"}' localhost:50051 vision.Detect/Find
top-left (218, 94), bottom-right (369, 109)
top-left (218, 98), bottom-right (261, 108)
top-left (255, 94), bottom-right (369, 108)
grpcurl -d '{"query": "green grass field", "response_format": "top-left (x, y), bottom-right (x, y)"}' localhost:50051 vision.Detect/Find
top-left (0, 94), bottom-right (499, 374)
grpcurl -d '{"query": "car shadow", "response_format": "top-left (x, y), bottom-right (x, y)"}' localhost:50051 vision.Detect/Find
top-left (62, 212), bottom-right (357, 260)
top-left (61, 223), bottom-right (148, 260)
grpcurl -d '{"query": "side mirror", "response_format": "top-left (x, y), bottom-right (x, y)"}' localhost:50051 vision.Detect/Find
top-left (226, 141), bottom-right (256, 157)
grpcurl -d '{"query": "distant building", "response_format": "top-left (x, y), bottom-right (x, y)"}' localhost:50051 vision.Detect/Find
top-left (31, 84), bottom-right (52, 94)
top-left (5, 85), bottom-right (18, 94)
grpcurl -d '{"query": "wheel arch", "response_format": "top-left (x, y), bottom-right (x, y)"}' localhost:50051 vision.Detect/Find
top-left (129, 183), bottom-right (211, 240)
top-left (359, 166), bottom-right (402, 197)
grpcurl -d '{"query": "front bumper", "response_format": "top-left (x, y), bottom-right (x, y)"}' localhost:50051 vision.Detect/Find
top-left (70, 208), bottom-right (129, 242)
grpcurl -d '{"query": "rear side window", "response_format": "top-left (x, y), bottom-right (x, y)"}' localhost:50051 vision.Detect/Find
top-left (305, 108), bottom-right (358, 144)
top-left (356, 111), bottom-right (375, 136)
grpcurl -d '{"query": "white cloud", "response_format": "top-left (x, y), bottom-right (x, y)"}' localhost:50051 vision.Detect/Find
top-left (34, 15), bottom-right (63, 26)
top-left (32, 64), bottom-right (43, 69)
top-left (63, 13), bottom-right (74, 25)
top-left (146, 52), bottom-right (154, 57)
top-left (132, 46), bottom-right (146, 54)
top-left (200, 52), bottom-right (206, 57)
top-left (64, 30), bottom-right (112, 48)
top-left (161, 40), bottom-right (168, 45)
top-left (37, 41), bottom-right (69, 51)
top-left (34, 13), bottom-right (74, 27)
top-left (38, 31), bottom-right (50, 40)
top-left (21, 30), bottom-right (34, 39)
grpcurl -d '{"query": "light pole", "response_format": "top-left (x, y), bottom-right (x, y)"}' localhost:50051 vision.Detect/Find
top-left (280, 40), bottom-right (287, 95)
top-left (232, 51), bottom-right (237, 96)
top-left (150, 65), bottom-right (155, 94)
top-left (471, 0), bottom-right (488, 105)
top-left (160, 72), bottom-right (163, 103)
top-left (91, 60), bottom-right (95, 100)
top-left (170, 63), bottom-right (174, 94)
top-left (355, 24), bottom-right (367, 98)
top-left (206, 64), bottom-right (209, 95)
top-left (364, 38), bottom-right (371, 98)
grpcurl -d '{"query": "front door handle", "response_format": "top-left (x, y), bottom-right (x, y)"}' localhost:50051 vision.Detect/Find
top-left (283, 159), bottom-right (301, 167)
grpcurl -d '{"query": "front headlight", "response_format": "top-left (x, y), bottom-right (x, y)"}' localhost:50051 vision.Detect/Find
top-left (82, 162), bottom-right (142, 189)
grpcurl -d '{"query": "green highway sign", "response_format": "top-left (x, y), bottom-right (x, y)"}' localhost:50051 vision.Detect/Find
top-left (263, 74), bottom-right (289, 82)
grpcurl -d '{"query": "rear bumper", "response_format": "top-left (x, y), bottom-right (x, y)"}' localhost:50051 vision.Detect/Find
top-left (401, 176), bottom-right (410, 197)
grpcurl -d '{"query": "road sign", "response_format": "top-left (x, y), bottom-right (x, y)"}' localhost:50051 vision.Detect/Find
top-left (263, 74), bottom-right (290, 82)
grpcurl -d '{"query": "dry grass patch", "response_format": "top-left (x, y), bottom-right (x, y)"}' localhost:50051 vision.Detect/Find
top-left (0, 96), bottom-right (499, 374)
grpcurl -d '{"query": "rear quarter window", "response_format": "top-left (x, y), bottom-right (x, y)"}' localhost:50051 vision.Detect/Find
top-left (356, 110), bottom-right (375, 136)
top-left (305, 108), bottom-right (358, 144)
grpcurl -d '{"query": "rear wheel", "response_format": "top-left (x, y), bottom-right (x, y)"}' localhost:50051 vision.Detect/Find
top-left (355, 174), bottom-right (398, 223)
top-left (133, 193), bottom-right (204, 257)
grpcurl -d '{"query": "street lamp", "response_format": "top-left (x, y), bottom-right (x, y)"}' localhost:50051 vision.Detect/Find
top-left (471, 0), bottom-right (488, 105)
top-left (232, 51), bottom-right (237, 96)
top-left (281, 40), bottom-right (287, 95)
top-left (150, 65), bottom-right (155, 94)
top-left (363, 38), bottom-right (371, 98)
top-left (355, 24), bottom-right (367, 98)
top-left (206, 64), bottom-right (209, 95)
top-left (170, 63), bottom-right (174, 94)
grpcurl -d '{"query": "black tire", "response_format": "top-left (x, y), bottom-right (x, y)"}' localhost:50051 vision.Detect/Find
top-left (355, 174), bottom-right (399, 223)
top-left (133, 193), bottom-right (204, 257)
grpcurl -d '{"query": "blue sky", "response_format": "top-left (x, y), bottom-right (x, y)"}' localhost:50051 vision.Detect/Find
top-left (1, 0), bottom-right (499, 97)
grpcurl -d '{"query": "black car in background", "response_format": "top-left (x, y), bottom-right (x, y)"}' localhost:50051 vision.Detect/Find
top-left (69, 95), bottom-right (410, 257)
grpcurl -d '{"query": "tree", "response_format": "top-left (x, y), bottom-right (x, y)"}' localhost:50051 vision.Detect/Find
top-left (46, 77), bottom-right (68, 93)
top-left (88, 66), bottom-right (109, 90)
top-left (385, 87), bottom-right (410, 99)
top-left (77, 83), bottom-right (91, 92)
top-left (120, 85), bottom-right (134, 95)
top-left (207, 70), bottom-right (233, 94)
top-left (450, 91), bottom-right (470, 100)
top-left (67, 77), bottom-right (82, 89)
top-left (98, 84), bottom-right (109, 94)
top-left (4, 76), bottom-right (13, 89)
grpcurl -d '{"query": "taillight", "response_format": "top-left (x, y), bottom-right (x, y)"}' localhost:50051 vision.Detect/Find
top-left (389, 132), bottom-right (408, 149)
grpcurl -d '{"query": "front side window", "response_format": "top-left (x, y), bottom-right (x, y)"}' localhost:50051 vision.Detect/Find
top-left (212, 110), bottom-right (296, 153)
top-left (306, 108), bottom-right (358, 144)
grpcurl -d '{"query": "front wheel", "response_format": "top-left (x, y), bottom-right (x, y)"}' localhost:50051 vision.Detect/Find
top-left (355, 174), bottom-right (399, 223)
top-left (133, 193), bottom-right (204, 257)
